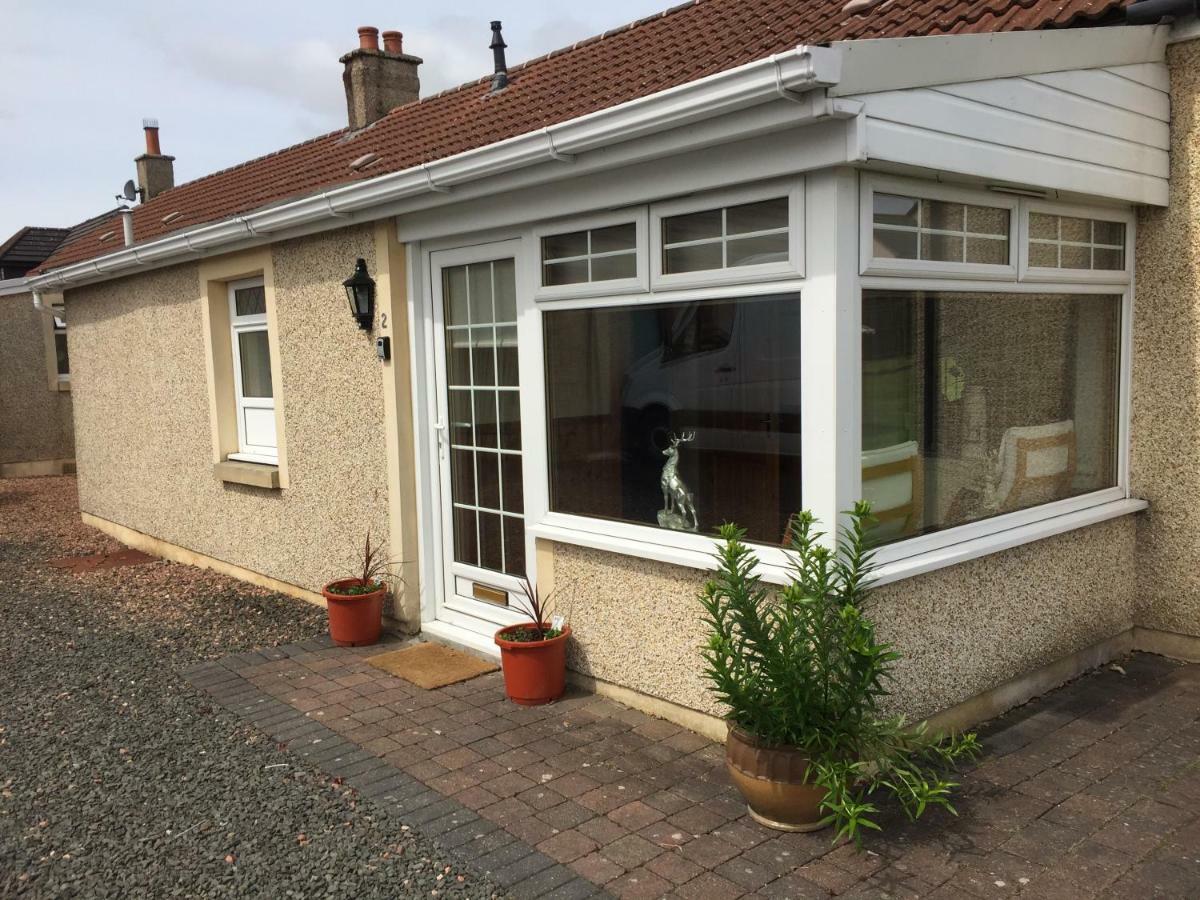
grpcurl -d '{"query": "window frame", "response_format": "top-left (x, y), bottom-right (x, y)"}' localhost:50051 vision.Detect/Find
top-left (227, 276), bottom-right (277, 465)
top-left (51, 304), bottom-right (70, 386)
top-left (860, 174), bottom-right (1019, 280)
top-left (1018, 199), bottom-right (1135, 284)
top-left (525, 275), bottom-right (811, 583)
top-left (532, 207), bottom-right (648, 301)
top-left (649, 179), bottom-right (804, 290)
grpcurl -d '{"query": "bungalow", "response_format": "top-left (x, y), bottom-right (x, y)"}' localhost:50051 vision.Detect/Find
top-left (0, 226), bottom-right (76, 477)
top-left (26, 0), bottom-right (1200, 738)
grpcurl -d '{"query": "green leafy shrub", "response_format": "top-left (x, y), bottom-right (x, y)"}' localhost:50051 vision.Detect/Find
top-left (699, 501), bottom-right (980, 843)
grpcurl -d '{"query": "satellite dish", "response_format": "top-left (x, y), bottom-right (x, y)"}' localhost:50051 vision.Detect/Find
top-left (122, 180), bottom-right (139, 202)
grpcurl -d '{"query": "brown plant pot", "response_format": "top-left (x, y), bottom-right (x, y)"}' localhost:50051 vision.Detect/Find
top-left (494, 624), bottom-right (571, 706)
top-left (321, 578), bottom-right (385, 647)
top-left (725, 725), bottom-right (829, 832)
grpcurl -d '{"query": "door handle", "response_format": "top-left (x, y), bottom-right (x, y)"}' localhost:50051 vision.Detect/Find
top-left (434, 420), bottom-right (447, 449)
top-left (715, 365), bottom-right (735, 373)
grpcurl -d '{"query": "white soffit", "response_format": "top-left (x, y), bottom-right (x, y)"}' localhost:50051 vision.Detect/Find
top-left (829, 24), bottom-right (1169, 96)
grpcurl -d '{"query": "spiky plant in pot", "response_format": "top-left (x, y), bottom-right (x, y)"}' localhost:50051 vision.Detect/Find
top-left (699, 501), bottom-right (979, 841)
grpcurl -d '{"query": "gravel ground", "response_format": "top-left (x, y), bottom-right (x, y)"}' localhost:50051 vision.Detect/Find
top-left (0, 476), bottom-right (501, 899)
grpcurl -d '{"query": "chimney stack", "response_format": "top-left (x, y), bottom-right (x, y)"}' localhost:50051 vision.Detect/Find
top-left (135, 118), bottom-right (175, 200)
top-left (340, 26), bottom-right (422, 131)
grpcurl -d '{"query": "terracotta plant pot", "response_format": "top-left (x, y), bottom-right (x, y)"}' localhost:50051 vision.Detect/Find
top-left (494, 623), bottom-right (571, 706)
top-left (725, 725), bottom-right (828, 832)
top-left (321, 578), bottom-right (385, 647)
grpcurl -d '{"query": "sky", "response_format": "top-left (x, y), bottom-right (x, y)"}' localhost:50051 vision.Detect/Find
top-left (0, 0), bottom-right (671, 240)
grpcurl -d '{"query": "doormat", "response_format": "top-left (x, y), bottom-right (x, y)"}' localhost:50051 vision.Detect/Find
top-left (47, 548), bottom-right (157, 575)
top-left (366, 641), bottom-right (498, 690)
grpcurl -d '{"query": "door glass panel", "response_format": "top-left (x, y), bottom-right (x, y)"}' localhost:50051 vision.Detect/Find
top-left (441, 259), bottom-right (525, 577)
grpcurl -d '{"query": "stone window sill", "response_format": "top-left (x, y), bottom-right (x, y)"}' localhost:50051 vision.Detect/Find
top-left (214, 460), bottom-right (280, 490)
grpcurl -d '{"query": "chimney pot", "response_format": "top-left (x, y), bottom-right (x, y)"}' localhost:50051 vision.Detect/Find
top-left (143, 117), bottom-right (161, 155)
top-left (341, 30), bottom-right (422, 130)
top-left (135, 118), bottom-right (175, 200)
top-left (358, 26), bottom-right (380, 51)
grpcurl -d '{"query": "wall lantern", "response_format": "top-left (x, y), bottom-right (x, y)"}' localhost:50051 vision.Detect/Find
top-left (343, 258), bottom-right (376, 330)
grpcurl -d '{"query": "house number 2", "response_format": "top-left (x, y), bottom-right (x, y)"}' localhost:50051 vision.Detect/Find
top-left (381, 313), bottom-right (388, 329)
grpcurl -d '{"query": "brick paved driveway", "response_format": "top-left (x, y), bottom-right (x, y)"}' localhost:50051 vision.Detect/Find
top-left (186, 645), bottom-right (1200, 899)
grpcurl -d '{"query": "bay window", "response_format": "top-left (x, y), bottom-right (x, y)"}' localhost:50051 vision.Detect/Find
top-left (418, 171), bottom-right (1136, 589)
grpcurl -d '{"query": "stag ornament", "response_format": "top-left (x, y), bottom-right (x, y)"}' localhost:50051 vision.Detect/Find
top-left (658, 431), bottom-right (699, 533)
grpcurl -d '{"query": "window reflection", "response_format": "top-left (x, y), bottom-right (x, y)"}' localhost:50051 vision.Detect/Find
top-left (544, 294), bottom-right (802, 544)
top-left (862, 290), bottom-right (1120, 543)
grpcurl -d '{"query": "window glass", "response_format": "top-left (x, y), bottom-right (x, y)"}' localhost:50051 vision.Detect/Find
top-left (861, 290), bottom-right (1120, 544)
top-left (1027, 213), bottom-right (1126, 272)
top-left (661, 198), bottom-right (789, 275)
top-left (54, 333), bottom-right (69, 377)
top-left (52, 308), bottom-right (69, 377)
top-left (234, 285), bottom-right (266, 317)
top-left (541, 222), bottom-right (637, 287)
top-left (237, 330), bottom-right (273, 397)
top-left (872, 193), bottom-right (1010, 266)
top-left (441, 259), bottom-right (524, 576)
top-left (544, 294), bottom-right (801, 544)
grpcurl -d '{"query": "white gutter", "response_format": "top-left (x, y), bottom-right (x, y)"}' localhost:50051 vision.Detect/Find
top-left (30, 45), bottom-right (842, 291)
top-left (0, 276), bottom-right (30, 297)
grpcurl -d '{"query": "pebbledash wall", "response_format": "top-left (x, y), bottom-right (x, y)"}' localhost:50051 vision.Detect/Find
top-left (67, 224), bottom-right (392, 604)
top-left (1133, 34), bottom-right (1200, 639)
top-left (0, 290), bottom-right (74, 470)
top-left (549, 521), bottom-right (1137, 723)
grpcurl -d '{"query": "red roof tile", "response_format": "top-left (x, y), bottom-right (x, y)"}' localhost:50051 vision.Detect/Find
top-left (38, 0), bottom-right (1129, 274)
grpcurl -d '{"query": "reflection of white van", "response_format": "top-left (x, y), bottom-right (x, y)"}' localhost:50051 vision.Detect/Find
top-left (620, 296), bottom-right (802, 460)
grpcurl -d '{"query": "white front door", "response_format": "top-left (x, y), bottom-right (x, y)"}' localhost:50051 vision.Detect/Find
top-left (429, 241), bottom-right (534, 639)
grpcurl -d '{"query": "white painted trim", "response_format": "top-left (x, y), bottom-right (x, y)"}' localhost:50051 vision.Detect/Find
top-left (829, 26), bottom-right (1168, 97)
top-left (859, 174), bottom-right (1019, 279)
top-left (531, 207), bottom-right (648, 300)
top-left (529, 497), bottom-right (1147, 588)
top-left (421, 618), bottom-right (501, 659)
top-left (649, 178), bottom-right (804, 290)
top-left (872, 498), bottom-right (1147, 586)
top-left (31, 46), bottom-right (840, 292)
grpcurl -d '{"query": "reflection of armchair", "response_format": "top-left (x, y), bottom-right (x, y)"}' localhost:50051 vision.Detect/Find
top-left (984, 420), bottom-right (1076, 514)
top-left (862, 441), bottom-right (921, 540)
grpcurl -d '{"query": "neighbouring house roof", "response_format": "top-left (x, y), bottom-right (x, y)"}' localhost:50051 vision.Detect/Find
top-left (35, 0), bottom-right (1130, 275)
top-left (0, 227), bottom-right (71, 275)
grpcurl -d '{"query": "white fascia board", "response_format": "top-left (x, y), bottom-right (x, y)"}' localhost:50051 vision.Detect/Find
top-left (829, 25), bottom-right (1169, 97)
top-left (29, 45), bottom-right (841, 291)
top-left (1170, 14), bottom-right (1200, 43)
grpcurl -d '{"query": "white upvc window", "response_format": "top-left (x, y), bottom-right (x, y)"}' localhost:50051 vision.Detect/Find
top-left (533, 208), bottom-right (648, 300)
top-left (227, 277), bottom-right (277, 464)
top-left (52, 306), bottom-right (69, 382)
top-left (1019, 200), bottom-right (1133, 283)
top-left (650, 180), bottom-right (804, 289)
top-left (860, 175), bottom-right (1018, 279)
